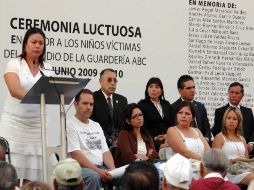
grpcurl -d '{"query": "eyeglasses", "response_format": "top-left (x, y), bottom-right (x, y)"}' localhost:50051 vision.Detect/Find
top-left (106, 78), bottom-right (118, 83)
top-left (130, 113), bottom-right (143, 120)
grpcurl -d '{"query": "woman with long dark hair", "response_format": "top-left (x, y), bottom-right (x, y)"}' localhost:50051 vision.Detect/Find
top-left (166, 101), bottom-right (210, 160)
top-left (138, 77), bottom-right (174, 151)
top-left (114, 103), bottom-right (158, 167)
top-left (0, 27), bottom-right (53, 182)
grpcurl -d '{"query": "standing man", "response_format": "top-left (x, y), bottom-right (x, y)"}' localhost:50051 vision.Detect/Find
top-left (67, 89), bottom-right (115, 190)
top-left (91, 68), bottom-right (128, 146)
top-left (212, 82), bottom-right (254, 152)
top-left (172, 75), bottom-right (212, 142)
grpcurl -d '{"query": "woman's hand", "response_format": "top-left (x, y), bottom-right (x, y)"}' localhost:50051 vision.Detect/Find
top-left (147, 149), bottom-right (154, 158)
top-left (247, 144), bottom-right (254, 153)
top-left (135, 154), bottom-right (149, 161)
top-left (154, 134), bottom-right (166, 141)
top-left (230, 157), bottom-right (242, 163)
top-left (230, 156), bottom-right (254, 163)
top-left (96, 168), bottom-right (113, 182)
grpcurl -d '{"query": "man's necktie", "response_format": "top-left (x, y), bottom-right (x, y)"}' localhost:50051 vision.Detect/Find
top-left (192, 102), bottom-right (198, 129)
top-left (107, 96), bottom-right (113, 118)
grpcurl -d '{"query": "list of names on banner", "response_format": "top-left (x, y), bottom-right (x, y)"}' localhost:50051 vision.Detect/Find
top-left (188, 0), bottom-right (254, 119)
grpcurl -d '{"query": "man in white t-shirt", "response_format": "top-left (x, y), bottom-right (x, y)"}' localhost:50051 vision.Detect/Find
top-left (67, 89), bottom-right (115, 190)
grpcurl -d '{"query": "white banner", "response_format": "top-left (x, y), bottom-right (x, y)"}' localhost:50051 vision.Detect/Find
top-left (1, 0), bottom-right (254, 144)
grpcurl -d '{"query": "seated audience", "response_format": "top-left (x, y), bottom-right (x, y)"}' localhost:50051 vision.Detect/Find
top-left (116, 161), bottom-right (159, 190)
top-left (190, 148), bottom-right (240, 190)
top-left (114, 103), bottom-right (158, 167)
top-left (0, 161), bottom-right (18, 190)
top-left (138, 77), bottom-right (174, 151)
top-left (166, 101), bottom-right (210, 160)
top-left (66, 89), bottom-right (115, 190)
top-left (212, 107), bottom-right (254, 185)
top-left (162, 153), bottom-right (192, 190)
top-left (21, 181), bottom-right (51, 190)
top-left (53, 158), bottom-right (83, 190)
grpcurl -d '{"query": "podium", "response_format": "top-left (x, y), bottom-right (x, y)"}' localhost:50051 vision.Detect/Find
top-left (21, 76), bottom-right (90, 183)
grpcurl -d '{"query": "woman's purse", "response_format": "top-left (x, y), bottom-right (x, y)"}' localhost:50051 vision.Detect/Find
top-left (159, 147), bottom-right (175, 161)
top-left (228, 161), bottom-right (254, 175)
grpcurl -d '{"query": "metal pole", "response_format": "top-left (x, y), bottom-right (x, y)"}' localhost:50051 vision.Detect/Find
top-left (40, 93), bottom-right (47, 182)
top-left (60, 94), bottom-right (67, 159)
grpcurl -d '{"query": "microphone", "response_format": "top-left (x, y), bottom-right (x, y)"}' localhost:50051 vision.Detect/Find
top-left (39, 68), bottom-right (45, 76)
top-left (34, 60), bottom-right (45, 76)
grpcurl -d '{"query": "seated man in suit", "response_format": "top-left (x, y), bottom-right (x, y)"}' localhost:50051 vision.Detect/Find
top-left (66, 89), bottom-right (115, 190)
top-left (91, 68), bottom-right (127, 146)
top-left (172, 75), bottom-right (212, 142)
top-left (190, 148), bottom-right (240, 190)
top-left (212, 82), bottom-right (254, 153)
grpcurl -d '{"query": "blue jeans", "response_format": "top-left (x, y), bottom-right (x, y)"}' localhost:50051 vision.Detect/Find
top-left (82, 168), bottom-right (101, 190)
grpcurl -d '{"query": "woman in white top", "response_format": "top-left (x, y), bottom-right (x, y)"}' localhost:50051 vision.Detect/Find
top-left (0, 28), bottom-right (53, 182)
top-left (166, 101), bottom-right (210, 160)
top-left (213, 107), bottom-right (254, 185)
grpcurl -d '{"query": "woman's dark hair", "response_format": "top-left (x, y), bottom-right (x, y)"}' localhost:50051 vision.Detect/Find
top-left (116, 161), bottom-right (159, 190)
top-left (175, 101), bottom-right (196, 126)
top-left (19, 27), bottom-right (46, 65)
top-left (123, 103), bottom-right (148, 135)
top-left (144, 77), bottom-right (165, 100)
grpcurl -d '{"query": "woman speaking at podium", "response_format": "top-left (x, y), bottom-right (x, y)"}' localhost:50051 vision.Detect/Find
top-left (0, 27), bottom-right (53, 183)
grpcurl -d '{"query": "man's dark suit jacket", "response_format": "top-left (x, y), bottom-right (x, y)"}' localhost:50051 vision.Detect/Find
top-left (91, 89), bottom-right (127, 144)
top-left (172, 98), bottom-right (212, 140)
top-left (138, 99), bottom-right (175, 138)
top-left (212, 103), bottom-right (254, 143)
